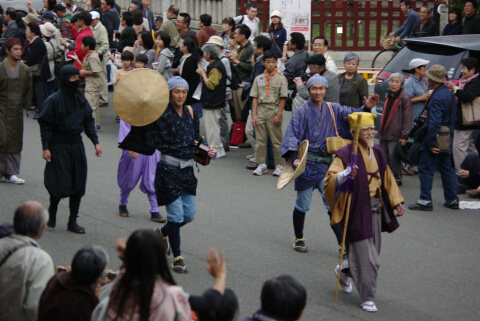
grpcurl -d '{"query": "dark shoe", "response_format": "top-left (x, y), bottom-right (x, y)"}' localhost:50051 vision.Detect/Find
top-left (246, 163), bottom-right (258, 170)
top-left (119, 205), bottom-right (129, 217)
top-left (402, 165), bottom-right (415, 176)
top-left (238, 142), bottom-right (252, 148)
top-left (115, 115), bottom-right (120, 123)
top-left (408, 202), bottom-right (433, 211)
top-left (154, 228), bottom-right (171, 255)
top-left (224, 145), bottom-right (230, 152)
top-left (67, 222), bottom-right (86, 234)
top-left (443, 200), bottom-right (459, 210)
top-left (33, 113), bottom-right (40, 120)
top-left (172, 256), bottom-right (188, 273)
top-left (47, 207), bottom-right (57, 228)
top-left (396, 181), bottom-right (402, 187)
top-left (293, 238), bottom-right (308, 253)
top-left (267, 164), bottom-right (275, 170)
top-left (467, 189), bottom-right (480, 198)
top-left (150, 212), bottom-right (167, 223)
top-left (99, 102), bottom-right (109, 107)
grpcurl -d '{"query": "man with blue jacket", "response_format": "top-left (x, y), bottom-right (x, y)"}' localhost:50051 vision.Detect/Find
top-left (390, 0), bottom-right (420, 43)
top-left (409, 65), bottom-right (459, 211)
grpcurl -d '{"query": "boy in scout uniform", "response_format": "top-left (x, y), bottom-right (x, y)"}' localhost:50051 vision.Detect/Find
top-left (250, 50), bottom-right (288, 176)
top-left (71, 36), bottom-right (102, 131)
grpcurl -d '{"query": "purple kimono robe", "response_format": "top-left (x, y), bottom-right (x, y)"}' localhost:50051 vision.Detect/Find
top-left (280, 98), bottom-right (368, 190)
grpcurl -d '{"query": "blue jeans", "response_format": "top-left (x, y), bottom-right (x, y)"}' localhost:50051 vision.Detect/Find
top-left (418, 150), bottom-right (458, 203)
top-left (295, 178), bottom-right (330, 212)
top-left (165, 191), bottom-right (196, 223)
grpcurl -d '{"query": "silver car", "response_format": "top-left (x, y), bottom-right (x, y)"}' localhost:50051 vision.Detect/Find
top-left (0, 0), bottom-right (44, 14)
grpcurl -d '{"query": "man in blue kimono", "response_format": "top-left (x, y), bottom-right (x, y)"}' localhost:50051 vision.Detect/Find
top-left (280, 74), bottom-right (379, 254)
top-left (119, 76), bottom-right (215, 273)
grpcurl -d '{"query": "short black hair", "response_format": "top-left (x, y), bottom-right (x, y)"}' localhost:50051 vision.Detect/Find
top-left (78, 11), bottom-right (92, 26)
top-left (237, 24), bottom-right (251, 40)
top-left (200, 14), bottom-right (212, 26)
top-left (290, 32), bottom-right (305, 50)
top-left (132, 1), bottom-right (143, 11)
top-left (71, 245), bottom-right (108, 285)
top-left (179, 13), bottom-right (191, 27)
top-left (106, 0), bottom-right (115, 8)
top-left (465, 0), bottom-right (478, 9)
top-left (47, 0), bottom-right (56, 10)
top-left (140, 30), bottom-right (154, 50)
top-left (27, 22), bottom-right (41, 36)
top-left (168, 5), bottom-right (179, 15)
top-left (155, 31), bottom-right (171, 49)
top-left (121, 50), bottom-right (134, 61)
top-left (254, 35), bottom-right (272, 52)
top-left (313, 36), bottom-right (328, 46)
top-left (5, 7), bottom-right (17, 20)
top-left (136, 53), bottom-right (148, 65)
top-left (82, 36), bottom-right (96, 50)
top-left (122, 11), bottom-right (134, 27)
top-left (217, 289), bottom-right (239, 321)
top-left (400, 0), bottom-right (411, 8)
top-left (461, 57), bottom-right (479, 74)
top-left (261, 275), bottom-right (307, 321)
top-left (246, 3), bottom-right (257, 11)
top-left (263, 50), bottom-right (278, 61)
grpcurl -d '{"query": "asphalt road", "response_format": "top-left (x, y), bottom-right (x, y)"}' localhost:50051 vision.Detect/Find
top-left (1, 99), bottom-right (479, 321)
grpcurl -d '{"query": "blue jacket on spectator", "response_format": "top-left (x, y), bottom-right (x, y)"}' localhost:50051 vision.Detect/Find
top-left (395, 8), bottom-right (420, 39)
top-left (421, 84), bottom-right (455, 152)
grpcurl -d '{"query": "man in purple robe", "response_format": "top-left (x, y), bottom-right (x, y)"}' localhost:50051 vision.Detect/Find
top-left (280, 74), bottom-right (379, 255)
top-left (117, 119), bottom-right (165, 223)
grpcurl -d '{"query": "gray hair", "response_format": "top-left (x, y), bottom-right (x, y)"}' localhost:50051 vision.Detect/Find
top-left (71, 245), bottom-right (109, 285)
top-left (202, 44), bottom-right (219, 60)
top-left (13, 201), bottom-right (48, 237)
top-left (344, 52), bottom-right (359, 65)
top-left (388, 72), bottom-right (405, 86)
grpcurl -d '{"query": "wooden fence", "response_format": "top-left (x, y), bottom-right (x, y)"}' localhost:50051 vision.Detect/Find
top-left (240, 0), bottom-right (430, 51)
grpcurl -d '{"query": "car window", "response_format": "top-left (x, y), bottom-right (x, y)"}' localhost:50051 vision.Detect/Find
top-left (383, 43), bottom-right (467, 80)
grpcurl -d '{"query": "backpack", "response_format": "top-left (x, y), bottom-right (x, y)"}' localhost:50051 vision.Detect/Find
top-left (221, 57), bottom-right (241, 90)
top-left (230, 121), bottom-right (246, 146)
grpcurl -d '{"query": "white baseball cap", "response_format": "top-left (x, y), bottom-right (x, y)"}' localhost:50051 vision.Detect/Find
top-left (402, 58), bottom-right (430, 73)
top-left (90, 11), bottom-right (101, 20)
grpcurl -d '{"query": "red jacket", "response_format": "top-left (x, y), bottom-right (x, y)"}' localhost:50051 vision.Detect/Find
top-left (66, 26), bottom-right (94, 75)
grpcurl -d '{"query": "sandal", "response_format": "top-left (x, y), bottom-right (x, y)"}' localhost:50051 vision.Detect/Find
top-left (361, 301), bottom-right (378, 312)
top-left (119, 205), bottom-right (129, 217)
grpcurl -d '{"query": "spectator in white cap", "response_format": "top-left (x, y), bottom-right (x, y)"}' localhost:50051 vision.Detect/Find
top-left (268, 10), bottom-right (287, 68)
top-left (90, 10), bottom-right (110, 107)
top-left (206, 35), bottom-right (232, 151)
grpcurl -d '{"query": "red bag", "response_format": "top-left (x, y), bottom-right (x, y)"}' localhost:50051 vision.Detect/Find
top-left (230, 121), bottom-right (246, 146)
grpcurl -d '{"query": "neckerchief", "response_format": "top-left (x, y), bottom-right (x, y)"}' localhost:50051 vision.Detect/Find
top-left (82, 50), bottom-right (97, 68)
top-left (458, 73), bottom-right (479, 90)
top-left (263, 68), bottom-right (278, 96)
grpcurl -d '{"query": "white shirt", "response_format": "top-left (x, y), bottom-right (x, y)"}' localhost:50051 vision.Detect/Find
top-left (234, 15), bottom-right (260, 42)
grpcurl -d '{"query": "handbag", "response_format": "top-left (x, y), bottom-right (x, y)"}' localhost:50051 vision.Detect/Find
top-left (325, 102), bottom-right (351, 154)
top-left (435, 92), bottom-right (456, 152)
top-left (186, 106), bottom-right (211, 165)
top-left (461, 96), bottom-right (480, 126)
top-left (30, 53), bottom-right (47, 77)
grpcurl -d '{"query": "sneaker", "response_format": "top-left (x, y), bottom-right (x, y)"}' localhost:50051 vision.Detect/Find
top-left (215, 149), bottom-right (226, 159)
top-left (172, 256), bottom-right (188, 274)
top-left (272, 165), bottom-right (284, 177)
top-left (443, 199), bottom-right (459, 210)
top-left (95, 125), bottom-right (101, 132)
top-left (248, 156), bottom-right (256, 163)
top-left (293, 238), bottom-right (308, 253)
top-left (154, 228), bottom-right (171, 255)
top-left (150, 212), bottom-right (167, 223)
top-left (334, 265), bottom-right (353, 294)
top-left (246, 154), bottom-right (255, 160)
top-left (408, 202), bottom-right (433, 211)
top-left (361, 301), bottom-right (378, 312)
top-left (253, 164), bottom-right (268, 176)
top-left (6, 175), bottom-right (25, 185)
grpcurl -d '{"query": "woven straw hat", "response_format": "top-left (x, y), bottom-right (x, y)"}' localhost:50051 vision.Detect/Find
top-left (113, 69), bottom-right (169, 126)
top-left (277, 140), bottom-right (309, 190)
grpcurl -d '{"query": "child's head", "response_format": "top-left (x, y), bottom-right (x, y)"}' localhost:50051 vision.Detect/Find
top-left (121, 50), bottom-right (134, 69)
top-left (263, 50), bottom-right (278, 73)
top-left (81, 36), bottom-right (96, 52)
top-left (260, 275), bottom-right (306, 321)
top-left (216, 289), bottom-right (238, 321)
top-left (135, 54), bottom-right (148, 68)
top-left (155, 31), bottom-right (170, 51)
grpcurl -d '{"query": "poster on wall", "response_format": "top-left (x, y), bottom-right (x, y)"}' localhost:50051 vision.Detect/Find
top-left (270, 0), bottom-right (311, 46)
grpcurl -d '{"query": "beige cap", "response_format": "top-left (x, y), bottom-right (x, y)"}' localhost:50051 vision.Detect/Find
top-left (205, 36), bottom-right (224, 48)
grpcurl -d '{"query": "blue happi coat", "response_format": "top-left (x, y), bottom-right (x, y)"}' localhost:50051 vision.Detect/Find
top-left (281, 98), bottom-right (368, 190)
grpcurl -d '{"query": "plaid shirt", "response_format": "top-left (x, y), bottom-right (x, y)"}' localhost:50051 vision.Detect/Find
top-left (58, 14), bottom-right (73, 39)
top-left (404, 75), bottom-right (429, 120)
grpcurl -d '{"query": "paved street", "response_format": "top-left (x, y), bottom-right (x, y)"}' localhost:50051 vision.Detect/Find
top-left (1, 100), bottom-right (479, 321)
